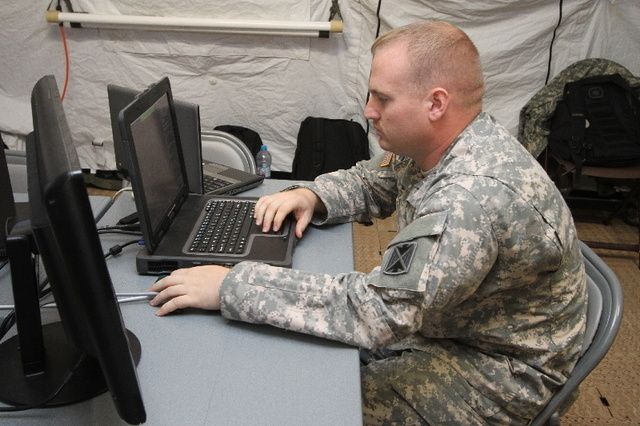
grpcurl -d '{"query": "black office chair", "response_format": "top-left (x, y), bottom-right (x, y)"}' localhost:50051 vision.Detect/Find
top-left (530, 241), bottom-right (624, 425)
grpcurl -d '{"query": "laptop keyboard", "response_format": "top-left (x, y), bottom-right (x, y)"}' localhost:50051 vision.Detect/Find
top-left (187, 199), bottom-right (255, 254)
top-left (203, 175), bottom-right (230, 193)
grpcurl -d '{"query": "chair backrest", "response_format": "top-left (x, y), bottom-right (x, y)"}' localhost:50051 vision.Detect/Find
top-left (530, 241), bottom-right (623, 425)
top-left (200, 130), bottom-right (256, 174)
top-left (580, 277), bottom-right (602, 356)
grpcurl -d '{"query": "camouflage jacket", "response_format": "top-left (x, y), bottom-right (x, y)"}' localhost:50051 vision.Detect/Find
top-left (518, 58), bottom-right (640, 157)
top-left (220, 112), bottom-right (587, 416)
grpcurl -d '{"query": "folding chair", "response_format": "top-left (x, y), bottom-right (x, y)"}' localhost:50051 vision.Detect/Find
top-left (201, 130), bottom-right (256, 174)
top-left (530, 241), bottom-right (624, 425)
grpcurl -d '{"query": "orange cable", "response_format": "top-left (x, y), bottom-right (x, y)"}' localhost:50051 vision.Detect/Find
top-left (58, 24), bottom-right (70, 101)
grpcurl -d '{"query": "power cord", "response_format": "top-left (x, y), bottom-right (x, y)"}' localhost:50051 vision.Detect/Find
top-left (46, 0), bottom-right (72, 101)
top-left (58, 24), bottom-right (70, 101)
top-left (103, 238), bottom-right (143, 260)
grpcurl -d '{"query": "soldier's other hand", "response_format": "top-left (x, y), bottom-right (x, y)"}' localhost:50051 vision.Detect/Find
top-left (149, 265), bottom-right (229, 316)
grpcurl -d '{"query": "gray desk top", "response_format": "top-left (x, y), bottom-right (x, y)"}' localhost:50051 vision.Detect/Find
top-left (0, 181), bottom-right (362, 425)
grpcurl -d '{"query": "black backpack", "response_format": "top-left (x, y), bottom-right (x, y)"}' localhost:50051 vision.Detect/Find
top-left (548, 73), bottom-right (640, 169)
top-left (291, 117), bottom-right (370, 180)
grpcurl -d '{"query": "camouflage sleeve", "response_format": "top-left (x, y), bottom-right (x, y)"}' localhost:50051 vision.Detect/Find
top-left (219, 184), bottom-right (498, 349)
top-left (301, 153), bottom-right (399, 225)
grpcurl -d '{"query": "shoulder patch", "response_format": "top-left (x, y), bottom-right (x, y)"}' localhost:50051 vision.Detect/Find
top-left (382, 241), bottom-right (417, 275)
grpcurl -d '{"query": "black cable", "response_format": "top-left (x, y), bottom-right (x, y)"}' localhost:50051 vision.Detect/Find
top-left (545, 0), bottom-right (564, 85)
top-left (1, 236), bottom-right (138, 341)
top-left (365, 0), bottom-right (383, 136)
top-left (0, 260), bottom-right (7, 271)
top-left (0, 353), bottom-right (86, 412)
top-left (374, 0), bottom-right (382, 39)
top-left (103, 238), bottom-right (143, 260)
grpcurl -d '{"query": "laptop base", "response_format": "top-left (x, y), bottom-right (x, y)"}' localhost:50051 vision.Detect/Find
top-left (136, 233), bottom-right (295, 275)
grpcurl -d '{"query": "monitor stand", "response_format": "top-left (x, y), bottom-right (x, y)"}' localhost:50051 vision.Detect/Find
top-left (0, 233), bottom-right (141, 408)
top-left (0, 323), bottom-right (141, 407)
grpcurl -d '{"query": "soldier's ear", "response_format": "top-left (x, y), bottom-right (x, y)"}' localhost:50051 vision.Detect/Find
top-left (425, 87), bottom-right (449, 121)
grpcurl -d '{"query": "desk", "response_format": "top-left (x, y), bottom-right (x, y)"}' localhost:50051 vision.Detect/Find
top-left (0, 181), bottom-right (362, 425)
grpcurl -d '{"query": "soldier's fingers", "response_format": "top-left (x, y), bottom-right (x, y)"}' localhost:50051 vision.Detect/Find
top-left (254, 196), bottom-right (271, 226)
top-left (294, 210), bottom-right (313, 238)
top-left (149, 283), bottom-right (187, 308)
top-left (154, 295), bottom-right (192, 316)
top-left (149, 274), bottom-right (182, 292)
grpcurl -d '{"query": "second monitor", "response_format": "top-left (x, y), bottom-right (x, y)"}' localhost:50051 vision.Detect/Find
top-left (107, 84), bottom-right (262, 196)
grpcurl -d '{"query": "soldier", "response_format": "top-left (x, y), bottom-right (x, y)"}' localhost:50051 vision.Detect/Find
top-left (150, 20), bottom-right (587, 425)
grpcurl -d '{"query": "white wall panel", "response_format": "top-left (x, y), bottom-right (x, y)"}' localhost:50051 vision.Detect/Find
top-left (1, 0), bottom-right (639, 171)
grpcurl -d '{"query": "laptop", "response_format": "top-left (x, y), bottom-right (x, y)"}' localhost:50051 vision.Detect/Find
top-left (117, 77), bottom-right (296, 274)
top-left (108, 84), bottom-right (263, 195)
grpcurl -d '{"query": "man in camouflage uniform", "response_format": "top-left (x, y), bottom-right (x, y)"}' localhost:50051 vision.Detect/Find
top-left (151, 21), bottom-right (587, 425)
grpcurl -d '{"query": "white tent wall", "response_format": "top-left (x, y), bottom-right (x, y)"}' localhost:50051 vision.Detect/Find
top-left (1, 1), bottom-right (639, 172)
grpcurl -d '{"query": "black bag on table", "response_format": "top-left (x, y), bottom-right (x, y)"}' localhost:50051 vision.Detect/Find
top-left (548, 73), bottom-right (640, 170)
top-left (292, 117), bottom-right (370, 180)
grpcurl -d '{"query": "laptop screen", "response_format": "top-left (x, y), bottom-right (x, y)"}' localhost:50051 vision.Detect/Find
top-left (128, 91), bottom-right (185, 235)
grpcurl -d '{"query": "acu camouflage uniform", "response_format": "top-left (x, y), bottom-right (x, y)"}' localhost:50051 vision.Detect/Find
top-left (220, 112), bottom-right (587, 425)
top-left (518, 58), bottom-right (640, 158)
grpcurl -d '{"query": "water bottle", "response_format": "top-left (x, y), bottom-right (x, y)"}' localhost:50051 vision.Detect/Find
top-left (255, 144), bottom-right (272, 178)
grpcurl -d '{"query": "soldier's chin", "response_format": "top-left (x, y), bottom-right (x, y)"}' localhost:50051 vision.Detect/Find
top-left (377, 137), bottom-right (390, 150)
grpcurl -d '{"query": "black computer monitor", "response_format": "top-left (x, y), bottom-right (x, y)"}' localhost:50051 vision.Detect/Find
top-left (0, 75), bottom-right (146, 424)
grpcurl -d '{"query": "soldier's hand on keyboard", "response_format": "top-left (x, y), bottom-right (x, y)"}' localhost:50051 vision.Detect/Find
top-left (254, 187), bottom-right (325, 239)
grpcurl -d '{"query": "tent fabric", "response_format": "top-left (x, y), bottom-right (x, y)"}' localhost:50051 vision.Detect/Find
top-left (1, 1), bottom-right (639, 172)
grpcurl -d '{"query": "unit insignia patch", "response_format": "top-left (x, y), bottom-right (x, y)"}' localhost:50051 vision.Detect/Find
top-left (382, 242), bottom-right (417, 275)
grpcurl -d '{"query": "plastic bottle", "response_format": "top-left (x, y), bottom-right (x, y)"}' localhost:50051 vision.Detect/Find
top-left (255, 144), bottom-right (272, 178)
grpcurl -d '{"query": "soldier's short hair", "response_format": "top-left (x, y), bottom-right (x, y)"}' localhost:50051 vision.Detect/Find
top-left (372, 20), bottom-right (485, 109)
